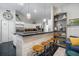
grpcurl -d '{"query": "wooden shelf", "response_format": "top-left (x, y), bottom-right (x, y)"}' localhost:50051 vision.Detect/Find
top-left (54, 18), bottom-right (67, 22)
top-left (54, 12), bottom-right (67, 17)
top-left (55, 36), bottom-right (66, 39)
top-left (57, 44), bottom-right (66, 47)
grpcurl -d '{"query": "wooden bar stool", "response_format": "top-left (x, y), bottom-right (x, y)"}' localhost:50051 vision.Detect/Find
top-left (47, 39), bottom-right (54, 46)
top-left (41, 41), bottom-right (49, 49)
top-left (41, 41), bottom-right (49, 55)
top-left (32, 45), bottom-right (44, 55)
top-left (47, 39), bottom-right (54, 42)
top-left (47, 38), bottom-right (57, 55)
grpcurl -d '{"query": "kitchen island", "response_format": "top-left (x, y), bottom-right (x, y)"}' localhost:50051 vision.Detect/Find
top-left (14, 32), bottom-right (54, 56)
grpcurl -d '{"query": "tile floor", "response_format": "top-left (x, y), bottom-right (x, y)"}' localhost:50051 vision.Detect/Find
top-left (53, 47), bottom-right (66, 56)
top-left (0, 41), bottom-right (16, 56)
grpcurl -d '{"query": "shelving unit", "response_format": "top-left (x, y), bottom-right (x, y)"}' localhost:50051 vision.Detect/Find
top-left (53, 12), bottom-right (67, 47)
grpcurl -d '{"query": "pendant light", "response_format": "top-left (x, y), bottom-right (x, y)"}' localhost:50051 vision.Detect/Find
top-left (43, 18), bottom-right (46, 22)
top-left (43, 5), bottom-right (46, 22)
top-left (26, 3), bottom-right (31, 19)
top-left (34, 9), bottom-right (37, 13)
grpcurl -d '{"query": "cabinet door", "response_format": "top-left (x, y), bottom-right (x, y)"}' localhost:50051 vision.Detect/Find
top-left (8, 21), bottom-right (15, 42)
top-left (0, 20), bottom-right (2, 43)
top-left (2, 20), bottom-right (9, 43)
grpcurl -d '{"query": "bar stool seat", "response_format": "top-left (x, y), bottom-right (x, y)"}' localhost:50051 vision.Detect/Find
top-left (47, 39), bottom-right (54, 43)
top-left (41, 41), bottom-right (50, 50)
top-left (46, 39), bottom-right (54, 48)
top-left (41, 41), bottom-right (49, 47)
top-left (32, 45), bottom-right (44, 55)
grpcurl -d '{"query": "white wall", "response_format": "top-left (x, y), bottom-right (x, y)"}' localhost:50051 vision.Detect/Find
top-left (24, 23), bottom-right (42, 29)
top-left (61, 4), bottom-right (79, 19)
top-left (53, 6), bottom-right (62, 15)
top-left (51, 6), bottom-right (53, 31)
top-left (60, 4), bottom-right (79, 38)
top-left (0, 10), bottom-right (16, 43)
top-left (43, 6), bottom-right (53, 32)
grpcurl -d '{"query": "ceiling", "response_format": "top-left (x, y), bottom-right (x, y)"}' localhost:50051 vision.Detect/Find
top-left (0, 3), bottom-right (68, 23)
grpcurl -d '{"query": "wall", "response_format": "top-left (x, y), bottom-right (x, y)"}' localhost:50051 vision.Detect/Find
top-left (53, 6), bottom-right (62, 15)
top-left (61, 4), bottom-right (79, 19)
top-left (50, 6), bottom-right (53, 31)
top-left (16, 11), bottom-right (28, 23)
top-left (44, 6), bottom-right (53, 32)
top-left (24, 23), bottom-right (42, 29)
top-left (60, 4), bottom-right (79, 38)
top-left (0, 10), bottom-right (16, 43)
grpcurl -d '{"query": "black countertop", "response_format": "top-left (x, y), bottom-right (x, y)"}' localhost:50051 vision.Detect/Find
top-left (14, 31), bottom-right (53, 37)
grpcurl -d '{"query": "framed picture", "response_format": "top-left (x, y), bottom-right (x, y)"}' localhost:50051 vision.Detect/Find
top-left (68, 18), bottom-right (79, 26)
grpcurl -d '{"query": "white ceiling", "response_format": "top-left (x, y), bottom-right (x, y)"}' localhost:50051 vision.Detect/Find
top-left (0, 3), bottom-right (68, 23)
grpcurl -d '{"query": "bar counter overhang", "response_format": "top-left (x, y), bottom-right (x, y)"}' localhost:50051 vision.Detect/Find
top-left (14, 31), bottom-right (54, 37)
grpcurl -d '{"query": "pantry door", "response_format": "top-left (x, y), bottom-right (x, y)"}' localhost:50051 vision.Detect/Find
top-left (2, 20), bottom-right (9, 43)
top-left (0, 20), bottom-right (2, 43)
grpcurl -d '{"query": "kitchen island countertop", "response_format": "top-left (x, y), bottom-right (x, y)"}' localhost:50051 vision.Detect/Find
top-left (14, 31), bottom-right (53, 37)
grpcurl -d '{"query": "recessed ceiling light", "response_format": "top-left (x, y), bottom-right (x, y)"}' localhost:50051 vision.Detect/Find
top-left (18, 3), bottom-right (24, 6)
top-left (34, 9), bottom-right (37, 13)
